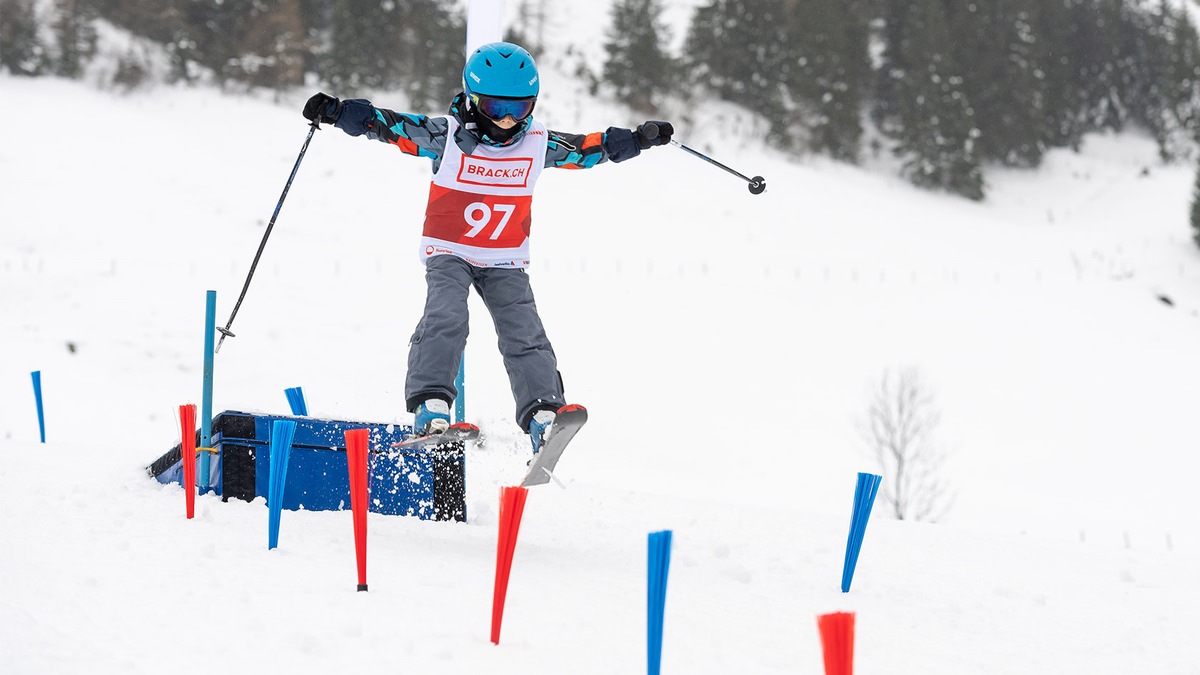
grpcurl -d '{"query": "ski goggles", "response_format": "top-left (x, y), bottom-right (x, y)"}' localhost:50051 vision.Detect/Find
top-left (470, 93), bottom-right (537, 122)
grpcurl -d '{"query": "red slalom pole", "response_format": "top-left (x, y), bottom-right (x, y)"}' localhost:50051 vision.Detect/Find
top-left (179, 404), bottom-right (197, 519)
top-left (345, 429), bottom-right (370, 591)
top-left (490, 485), bottom-right (529, 644)
top-left (817, 612), bottom-right (856, 675)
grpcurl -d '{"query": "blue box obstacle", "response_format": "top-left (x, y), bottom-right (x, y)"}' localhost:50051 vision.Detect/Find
top-left (147, 410), bottom-right (466, 522)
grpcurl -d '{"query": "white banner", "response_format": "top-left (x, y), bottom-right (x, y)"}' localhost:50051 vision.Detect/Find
top-left (466, 0), bottom-right (505, 55)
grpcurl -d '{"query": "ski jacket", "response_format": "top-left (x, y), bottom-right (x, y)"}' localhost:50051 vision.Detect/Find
top-left (333, 92), bottom-right (646, 268)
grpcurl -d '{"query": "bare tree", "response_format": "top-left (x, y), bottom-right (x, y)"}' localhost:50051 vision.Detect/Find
top-left (859, 367), bottom-right (953, 522)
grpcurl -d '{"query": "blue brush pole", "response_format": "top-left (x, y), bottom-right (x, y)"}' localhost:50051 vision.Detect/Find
top-left (841, 472), bottom-right (883, 593)
top-left (284, 387), bottom-right (308, 416)
top-left (454, 354), bottom-right (465, 424)
top-left (647, 529), bottom-right (673, 675)
top-left (200, 291), bottom-right (216, 492)
top-left (31, 371), bottom-right (45, 443)
top-left (268, 420), bottom-right (297, 550)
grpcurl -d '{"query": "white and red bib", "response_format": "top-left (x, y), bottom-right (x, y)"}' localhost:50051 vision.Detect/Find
top-left (420, 117), bottom-right (548, 268)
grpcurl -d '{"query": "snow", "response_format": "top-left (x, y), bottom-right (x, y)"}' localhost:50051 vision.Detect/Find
top-left (3, 48), bottom-right (1200, 675)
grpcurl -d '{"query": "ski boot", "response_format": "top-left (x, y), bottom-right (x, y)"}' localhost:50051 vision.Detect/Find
top-left (528, 409), bottom-right (556, 454)
top-left (413, 399), bottom-right (451, 436)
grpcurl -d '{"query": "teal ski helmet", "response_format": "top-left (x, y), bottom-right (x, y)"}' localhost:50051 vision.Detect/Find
top-left (463, 41), bottom-right (540, 104)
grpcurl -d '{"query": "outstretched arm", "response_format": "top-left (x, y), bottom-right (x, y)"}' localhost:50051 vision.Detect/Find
top-left (545, 121), bottom-right (675, 169)
top-left (303, 92), bottom-right (448, 161)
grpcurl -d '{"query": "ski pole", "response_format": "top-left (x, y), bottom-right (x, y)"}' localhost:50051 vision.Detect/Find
top-left (642, 122), bottom-right (766, 195)
top-left (216, 118), bottom-right (321, 353)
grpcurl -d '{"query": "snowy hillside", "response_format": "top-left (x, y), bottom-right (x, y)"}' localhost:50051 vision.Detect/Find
top-left (3, 16), bottom-right (1200, 674)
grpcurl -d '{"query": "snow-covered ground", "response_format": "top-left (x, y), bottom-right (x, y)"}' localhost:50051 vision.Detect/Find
top-left (3, 41), bottom-right (1200, 675)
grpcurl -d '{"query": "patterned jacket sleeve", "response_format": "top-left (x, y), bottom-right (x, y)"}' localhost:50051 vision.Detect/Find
top-left (545, 126), bottom-right (643, 169)
top-left (545, 130), bottom-right (608, 169)
top-left (334, 99), bottom-right (448, 161)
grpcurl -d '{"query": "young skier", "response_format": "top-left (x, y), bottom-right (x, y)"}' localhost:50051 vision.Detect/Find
top-left (302, 41), bottom-right (673, 454)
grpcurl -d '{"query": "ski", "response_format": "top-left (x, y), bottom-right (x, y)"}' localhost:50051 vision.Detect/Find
top-left (391, 422), bottom-right (479, 451)
top-left (521, 404), bottom-right (588, 487)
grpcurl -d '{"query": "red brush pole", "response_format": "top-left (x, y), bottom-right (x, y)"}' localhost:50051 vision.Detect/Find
top-left (179, 404), bottom-right (197, 519)
top-left (817, 612), bottom-right (856, 675)
top-left (344, 429), bottom-right (370, 591)
top-left (490, 485), bottom-right (529, 645)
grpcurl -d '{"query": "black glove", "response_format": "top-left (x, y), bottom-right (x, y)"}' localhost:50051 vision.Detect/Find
top-left (303, 92), bottom-right (342, 125)
top-left (635, 121), bottom-right (674, 149)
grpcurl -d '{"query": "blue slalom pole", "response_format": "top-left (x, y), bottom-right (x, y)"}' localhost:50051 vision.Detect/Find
top-left (841, 472), bottom-right (882, 593)
top-left (454, 354), bottom-right (466, 423)
top-left (268, 420), bottom-right (297, 550)
top-left (31, 371), bottom-right (45, 443)
top-left (284, 387), bottom-right (308, 416)
top-left (199, 291), bottom-right (216, 491)
top-left (648, 529), bottom-right (673, 675)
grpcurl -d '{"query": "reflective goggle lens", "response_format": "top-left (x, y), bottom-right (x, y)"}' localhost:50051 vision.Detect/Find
top-left (471, 94), bottom-right (536, 121)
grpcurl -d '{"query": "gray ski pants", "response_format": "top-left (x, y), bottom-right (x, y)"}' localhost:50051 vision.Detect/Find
top-left (405, 255), bottom-right (565, 429)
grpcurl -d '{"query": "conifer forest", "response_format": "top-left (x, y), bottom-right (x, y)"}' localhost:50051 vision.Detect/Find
top-left (3, 0), bottom-right (1199, 205)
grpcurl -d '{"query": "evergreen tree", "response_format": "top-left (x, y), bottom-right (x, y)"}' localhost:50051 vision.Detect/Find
top-left (944, 0), bottom-right (1047, 167)
top-left (112, 43), bottom-right (151, 89)
top-left (1192, 153), bottom-right (1200, 248)
top-left (505, 0), bottom-right (546, 55)
top-left (52, 0), bottom-right (99, 79)
top-left (602, 0), bottom-right (675, 115)
top-left (325, 0), bottom-right (403, 91)
top-left (1075, 0), bottom-right (1135, 133)
top-left (321, 0), bottom-right (461, 108)
top-left (876, 0), bottom-right (983, 199)
top-left (1137, 0), bottom-right (1200, 161)
top-left (295, 0), bottom-right (331, 77)
top-left (1169, 2), bottom-right (1200, 153)
top-left (159, 0), bottom-right (205, 84)
top-left (1027, 0), bottom-right (1087, 150)
top-left (782, 0), bottom-right (871, 161)
top-left (351, 0), bottom-right (403, 90)
top-left (686, 0), bottom-right (871, 156)
top-left (1, 0), bottom-right (48, 75)
top-left (398, 0), bottom-right (465, 112)
top-left (177, 0), bottom-right (228, 82)
top-left (325, 0), bottom-right (370, 90)
top-left (872, 0), bottom-right (912, 135)
top-left (685, 0), bottom-right (792, 141)
top-left (235, 0), bottom-right (307, 88)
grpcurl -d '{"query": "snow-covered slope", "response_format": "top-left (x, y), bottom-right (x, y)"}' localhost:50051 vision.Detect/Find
top-left (2, 44), bottom-right (1199, 675)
